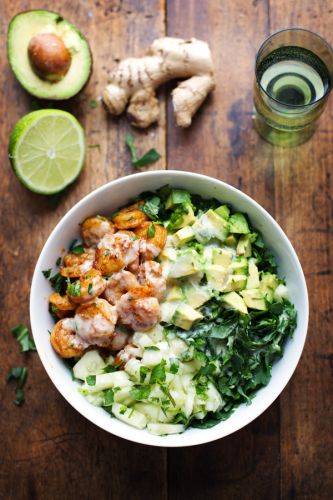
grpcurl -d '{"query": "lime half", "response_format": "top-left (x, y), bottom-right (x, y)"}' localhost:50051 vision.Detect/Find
top-left (9, 109), bottom-right (85, 194)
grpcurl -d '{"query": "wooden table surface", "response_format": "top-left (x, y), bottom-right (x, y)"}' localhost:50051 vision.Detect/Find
top-left (1, 1), bottom-right (332, 499)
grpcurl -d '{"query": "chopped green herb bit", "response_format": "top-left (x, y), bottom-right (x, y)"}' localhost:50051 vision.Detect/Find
top-left (49, 272), bottom-right (67, 295)
top-left (6, 367), bottom-right (28, 406)
top-left (103, 365), bottom-right (117, 373)
top-left (42, 268), bottom-right (52, 278)
top-left (86, 375), bottom-right (96, 386)
top-left (150, 359), bottom-right (166, 384)
top-left (139, 196), bottom-right (161, 221)
top-left (56, 257), bottom-right (62, 267)
top-left (145, 346), bottom-right (160, 351)
top-left (90, 99), bottom-right (98, 108)
top-left (11, 324), bottom-right (36, 352)
top-left (125, 133), bottom-right (161, 168)
top-left (69, 239), bottom-right (84, 254)
top-left (169, 360), bottom-right (179, 374)
top-left (67, 281), bottom-right (81, 297)
top-left (88, 283), bottom-right (93, 296)
top-left (130, 384), bottom-right (151, 401)
top-left (139, 366), bottom-right (149, 383)
top-left (103, 389), bottom-right (114, 406)
top-left (88, 144), bottom-right (101, 152)
top-left (147, 223), bottom-right (155, 238)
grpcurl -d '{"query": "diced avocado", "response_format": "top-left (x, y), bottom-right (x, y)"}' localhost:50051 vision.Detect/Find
top-left (205, 264), bottom-right (228, 291)
top-left (229, 213), bottom-right (250, 234)
top-left (215, 205), bottom-right (230, 220)
top-left (246, 259), bottom-right (260, 289)
top-left (165, 286), bottom-right (184, 301)
top-left (236, 234), bottom-right (252, 257)
top-left (186, 285), bottom-right (211, 308)
top-left (160, 302), bottom-right (179, 323)
top-left (212, 247), bottom-right (232, 267)
top-left (231, 257), bottom-right (248, 274)
top-left (193, 209), bottom-right (229, 243)
top-left (165, 189), bottom-right (191, 209)
top-left (241, 289), bottom-right (267, 310)
top-left (160, 246), bottom-right (177, 261)
top-left (260, 272), bottom-right (279, 302)
top-left (173, 304), bottom-right (203, 330)
top-left (222, 274), bottom-right (247, 292)
top-left (224, 234), bottom-right (238, 247)
top-left (173, 226), bottom-right (195, 246)
top-left (168, 249), bottom-right (200, 278)
top-left (7, 10), bottom-right (92, 100)
top-left (221, 292), bottom-right (248, 314)
top-left (173, 204), bottom-right (196, 230)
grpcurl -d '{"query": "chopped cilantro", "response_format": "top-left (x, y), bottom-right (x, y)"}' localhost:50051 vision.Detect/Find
top-left (144, 346), bottom-right (160, 351)
top-left (6, 367), bottom-right (28, 406)
top-left (103, 389), bottom-right (114, 406)
top-left (139, 196), bottom-right (161, 221)
top-left (90, 99), bottom-right (98, 108)
top-left (147, 223), bottom-right (155, 238)
top-left (67, 281), bottom-right (81, 297)
top-left (88, 283), bottom-right (93, 296)
top-left (69, 239), bottom-right (85, 254)
top-left (56, 257), bottom-right (62, 267)
top-left (130, 385), bottom-right (151, 401)
top-left (125, 133), bottom-right (161, 168)
top-left (11, 324), bottom-right (36, 352)
top-left (150, 359), bottom-right (166, 384)
top-left (139, 366), bottom-right (149, 383)
top-left (86, 375), bottom-right (96, 386)
top-left (42, 268), bottom-right (52, 278)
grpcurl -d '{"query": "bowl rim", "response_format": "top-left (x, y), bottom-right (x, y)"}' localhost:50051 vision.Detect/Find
top-left (30, 170), bottom-right (309, 447)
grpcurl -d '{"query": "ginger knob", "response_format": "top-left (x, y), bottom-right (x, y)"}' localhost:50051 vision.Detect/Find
top-left (28, 33), bottom-right (72, 82)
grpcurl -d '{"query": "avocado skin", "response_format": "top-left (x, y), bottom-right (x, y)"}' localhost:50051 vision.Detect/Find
top-left (7, 10), bottom-right (93, 100)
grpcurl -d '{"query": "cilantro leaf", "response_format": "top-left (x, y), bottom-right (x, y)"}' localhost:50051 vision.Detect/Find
top-left (125, 134), bottom-right (161, 168)
top-left (150, 359), bottom-right (166, 384)
top-left (6, 367), bottom-right (28, 406)
top-left (11, 324), bottom-right (36, 352)
top-left (147, 223), bottom-right (155, 238)
top-left (130, 385), bottom-right (151, 401)
top-left (139, 196), bottom-right (161, 221)
top-left (42, 268), bottom-right (52, 278)
top-left (67, 281), bottom-right (81, 297)
top-left (103, 389), bottom-right (114, 406)
top-left (86, 375), bottom-right (96, 386)
top-left (69, 239), bottom-right (85, 254)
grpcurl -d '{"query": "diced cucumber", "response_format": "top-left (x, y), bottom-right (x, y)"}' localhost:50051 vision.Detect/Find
top-left (142, 348), bottom-right (164, 368)
top-left (81, 391), bottom-right (104, 407)
top-left (112, 403), bottom-right (147, 430)
top-left (73, 350), bottom-right (106, 381)
top-left (147, 423), bottom-right (185, 435)
top-left (132, 332), bottom-right (154, 348)
top-left (82, 371), bottom-right (132, 393)
top-left (134, 402), bottom-right (160, 422)
top-left (113, 386), bottom-right (135, 406)
top-left (124, 358), bottom-right (142, 382)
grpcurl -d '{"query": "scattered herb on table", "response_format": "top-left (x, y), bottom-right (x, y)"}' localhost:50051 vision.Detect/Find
top-left (6, 367), bottom-right (28, 406)
top-left (125, 133), bottom-right (161, 168)
top-left (11, 324), bottom-right (36, 352)
top-left (89, 99), bottom-right (98, 108)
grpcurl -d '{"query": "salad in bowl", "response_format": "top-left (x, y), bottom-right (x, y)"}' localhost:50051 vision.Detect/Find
top-left (40, 181), bottom-right (298, 437)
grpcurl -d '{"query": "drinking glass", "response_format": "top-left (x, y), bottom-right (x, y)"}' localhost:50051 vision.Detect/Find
top-left (253, 28), bottom-right (333, 146)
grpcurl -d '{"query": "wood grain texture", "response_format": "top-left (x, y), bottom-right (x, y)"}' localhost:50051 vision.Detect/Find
top-left (0, 0), bottom-right (332, 499)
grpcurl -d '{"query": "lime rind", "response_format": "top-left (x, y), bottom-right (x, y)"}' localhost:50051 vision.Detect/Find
top-left (9, 109), bottom-right (86, 195)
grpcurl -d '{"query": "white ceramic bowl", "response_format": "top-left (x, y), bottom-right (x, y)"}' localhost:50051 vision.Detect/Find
top-left (30, 171), bottom-right (308, 447)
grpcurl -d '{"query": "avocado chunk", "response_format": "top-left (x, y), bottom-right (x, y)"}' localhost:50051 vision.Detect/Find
top-left (168, 249), bottom-right (200, 278)
top-left (236, 234), bottom-right (252, 257)
top-left (212, 247), bottom-right (232, 267)
top-left (221, 292), bottom-right (248, 314)
top-left (224, 234), bottom-right (238, 247)
top-left (241, 289), bottom-right (267, 311)
top-left (215, 205), bottom-right (230, 220)
top-left (165, 286), bottom-right (184, 301)
top-left (7, 10), bottom-right (92, 99)
top-left (228, 213), bottom-right (250, 234)
top-left (165, 189), bottom-right (191, 209)
top-left (246, 259), bottom-right (260, 289)
top-left (173, 304), bottom-right (203, 330)
top-left (230, 257), bottom-right (248, 274)
top-left (223, 274), bottom-right (247, 292)
top-left (170, 204), bottom-right (196, 230)
top-left (173, 226), bottom-right (195, 246)
top-left (259, 272), bottom-right (279, 302)
top-left (185, 285), bottom-right (211, 308)
top-left (205, 265), bottom-right (228, 291)
top-left (193, 209), bottom-right (229, 243)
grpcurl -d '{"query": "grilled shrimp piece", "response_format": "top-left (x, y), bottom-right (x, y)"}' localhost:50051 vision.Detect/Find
top-left (112, 201), bottom-right (148, 229)
top-left (67, 269), bottom-right (107, 304)
top-left (49, 292), bottom-right (76, 318)
top-left (116, 286), bottom-right (160, 331)
top-left (94, 232), bottom-right (139, 275)
top-left (135, 222), bottom-right (167, 259)
top-left (108, 329), bottom-right (131, 352)
top-left (75, 298), bottom-right (118, 348)
top-left (50, 318), bottom-right (88, 358)
top-left (60, 248), bottom-right (95, 278)
top-left (138, 261), bottom-right (166, 300)
top-left (104, 270), bottom-right (139, 305)
top-left (81, 216), bottom-right (114, 247)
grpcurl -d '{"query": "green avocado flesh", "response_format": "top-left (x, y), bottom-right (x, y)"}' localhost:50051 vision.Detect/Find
top-left (7, 10), bottom-right (92, 100)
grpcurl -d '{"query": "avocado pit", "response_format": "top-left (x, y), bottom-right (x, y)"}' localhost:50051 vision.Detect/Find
top-left (28, 33), bottom-right (71, 82)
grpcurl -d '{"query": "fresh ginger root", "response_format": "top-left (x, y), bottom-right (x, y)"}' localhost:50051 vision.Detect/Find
top-left (102, 37), bottom-right (215, 128)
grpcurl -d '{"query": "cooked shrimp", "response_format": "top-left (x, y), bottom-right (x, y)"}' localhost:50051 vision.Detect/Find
top-left (67, 269), bottom-right (107, 304)
top-left (75, 298), bottom-right (118, 348)
top-left (50, 318), bottom-right (88, 358)
top-left (112, 202), bottom-right (148, 229)
top-left (104, 270), bottom-right (139, 305)
top-left (94, 232), bottom-right (139, 275)
top-left (49, 292), bottom-right (76, 318)
top-left (60, 248), bottom-right (95, 278)
top-left (135, 222), bottom-right (167, 259)
top-left (108, 329), bottom-right (131, 352)
top-left (81, 216), bottom-right (114, 247)
top-left (116, 286), bottom-right (160, 331)
top-left (138, 261), bottom-right (166, 300)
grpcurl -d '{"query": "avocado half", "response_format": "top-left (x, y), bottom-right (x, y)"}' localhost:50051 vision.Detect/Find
top-left (7, 10), bottom-right (92, 100)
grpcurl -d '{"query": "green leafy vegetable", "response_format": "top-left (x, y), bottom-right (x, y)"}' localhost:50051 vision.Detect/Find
top-left (125, 134), bottom-right (161, 168)
top-left (147, 223), bottom-right (155, 238)
top-left (6, 367), bottom-right (28, 406)
top-left (88, 283), bottom-right (93, 296)
top-left (86, 375), bottom-right (96, 386)
top-left (42, 268), bottom-right (52, 278)
top-left (11, 324), bottom-right (36, 352)
top-left (103, 389), bottom-right (114, 406)
top-left (130, 385), bottom-right (151, 401)
top-left (150, 360), bottom-right (166, 384)
top-left (67, 281), bottom-right (81, 297)
top-left (90, 99), bottom-right (98, 108)
top-left (139, 196), bottom-right (161, 221)
top-left (69, 239), bottom-right (85, 255)
top-left (56, 257), bottom-right (62, 266)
